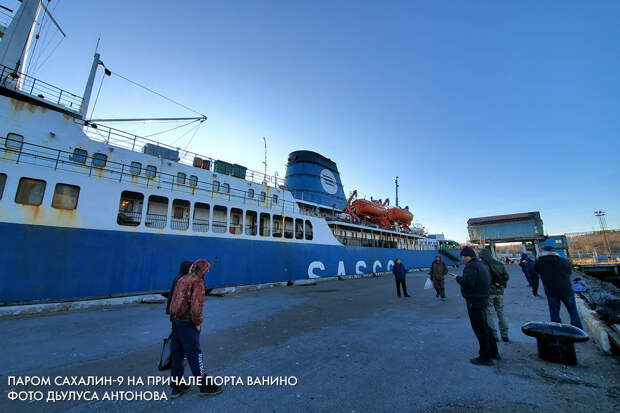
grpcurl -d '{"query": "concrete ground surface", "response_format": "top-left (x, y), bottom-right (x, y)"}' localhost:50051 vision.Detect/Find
top-left (1, 265), bottom-right (619, 413)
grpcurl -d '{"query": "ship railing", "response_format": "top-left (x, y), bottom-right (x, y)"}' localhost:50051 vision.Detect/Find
top-left (0, 135), bottom-right (310, 217)
top-left (170, 217), bottom-right (190, 231)
top-left (79, 120), bottom-right (285, 188)
top-left (116, 210), bottom-right (142, 226)
top-left (211, 220), bottom-right (227, 233)
top-left (145, 213), bottom-right (167, 229)
top-left (0, 63), bottom-right (84, 113)
top-left (192, 218), bottom-right (210, 233)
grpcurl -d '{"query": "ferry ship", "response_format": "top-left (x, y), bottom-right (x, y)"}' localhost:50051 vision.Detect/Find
top-left (0, 1), bottom-right (459, 304)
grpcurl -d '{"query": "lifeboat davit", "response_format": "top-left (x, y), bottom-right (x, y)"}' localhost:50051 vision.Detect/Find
top-left (386, 207), bottom-right (413, 225)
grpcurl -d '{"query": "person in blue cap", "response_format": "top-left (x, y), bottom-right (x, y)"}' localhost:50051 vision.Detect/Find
top-left (535, 246), bottom-right (583, 328)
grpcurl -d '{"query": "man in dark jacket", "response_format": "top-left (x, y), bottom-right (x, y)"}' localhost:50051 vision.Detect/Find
top-left (392, 258), bottom-right (410, 297)
top-left (524, 256), bottom-right (540, 296)
top-left (169, 259), bottom-right (223, 398)
top-left (479, 249), bottom-right (510, 342)
top-left (452, 246), bottom-right (499, 366)
top-left (535, 246), bottom-right (583, 328)
top-left (519, 253), bottom-right (532, 287)
top-left (429, 255), bottom-right (448, 300)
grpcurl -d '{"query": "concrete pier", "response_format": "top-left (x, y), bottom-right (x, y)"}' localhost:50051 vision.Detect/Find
top-left (1, 265), bottom-right (618, 412)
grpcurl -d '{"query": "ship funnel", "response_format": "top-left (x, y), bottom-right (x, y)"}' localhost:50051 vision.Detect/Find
top-left (285, 150), bottom-right (347, 210)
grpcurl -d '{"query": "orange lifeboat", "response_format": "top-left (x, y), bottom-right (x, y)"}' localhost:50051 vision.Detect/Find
top-left (386, 207), bottom-right (413, 225)
top-left (352, 199), bottom-right (386, 218)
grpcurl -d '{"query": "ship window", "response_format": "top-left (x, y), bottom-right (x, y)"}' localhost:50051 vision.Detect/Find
top-left (192, 203), bottom-right (210, 232)
top-left (5, 133), bottom-right (24, 152)
top-left (51, 183), bottom-right (80, 210)
top-left (259, 213), bottom-right (270, 237)
top-left (245, 210), bottom-right (257, 236)
top-left (171, 199), bottom-right (190, 230)
top-left (212, 205), bottom-right (227, 233)
top-left (15, 178), bottom-right (46, 206)
top-left (272, 194), bottom-right (278, 206)
top-left (176, 172), bottom-right (186, 185)
top-left (130, 161), bottom-right (141, 176)
top-left (145, 165), bottom-right (157, 178)
top-left (260, 191), bottom-right (266, 201)
top-left (272, 215), bottom-right (283, 238)
top-left (213, 180), bottom-right (220, 192)
top-left (189, 175), bottom-right (198, 187)
top-left (283, 217), bottom-right (293, 239)
top-left (145, 195), bottom-right (168, 229)
top-left (92, 153), bottom-right (107, 168)
top-left (305, 220), bottom-right (313, 240)
top-left (71, 148), bottom-right (88, 164)
top-left (295, 218), bottom-right (304, 240)
top-left (117, 191), bottom-right (143, 226)
top-left (230, 208), bottom-right (242, 235)
top-left (0, 173), bottom-right (6, 200)
top-left (247, 188), bottom-right (254, 199)
top-left (222, 183), bottom-right (230, 194)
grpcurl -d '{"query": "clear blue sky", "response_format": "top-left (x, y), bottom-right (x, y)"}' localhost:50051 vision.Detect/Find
top-left (7, 0), bottom-right (619, 242)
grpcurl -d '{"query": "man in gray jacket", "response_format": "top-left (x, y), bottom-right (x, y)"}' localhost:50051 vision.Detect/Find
top-left (452, 247), bottom-right (499, 366)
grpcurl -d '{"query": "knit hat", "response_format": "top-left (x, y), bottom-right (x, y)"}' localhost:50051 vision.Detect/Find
top-left (460, 246), bottom-right (476, 257)
top-left (190, 259), bottom-right (210, 277)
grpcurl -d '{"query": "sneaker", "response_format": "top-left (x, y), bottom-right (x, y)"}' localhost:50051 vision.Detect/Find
top-left (502, 337), bottom-right (510, 342)
top-left (170, 384), bottom-right (190, 399)
top-left (199, 384), bottom-right (224, 397)
top-left (470, 357), bottom-right (494, 366)
top-left (404, 294), bottom-right (411, 298)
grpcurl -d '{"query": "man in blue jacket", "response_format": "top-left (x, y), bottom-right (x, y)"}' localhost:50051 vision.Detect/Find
top-left (452, 246), bottom-right (499, 366)
top-left (392, 258), bottom-right (410, 297)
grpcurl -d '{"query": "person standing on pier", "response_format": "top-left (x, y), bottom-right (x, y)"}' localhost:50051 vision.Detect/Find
top-left (524, 256), bottom-right (540, 296)
top-left (535, 246), bottom-right (583, 329)
top-left (165, 260), bottom-right (193, 316)
top-left (168, 259), bottom-right (223, 398)
top-left (519, 253), bottom-right (532, 287)
top-left (478, 249), bottom-right (510, 342)
top-left (452, 247), bottom-right (499, 366)
top-left (392, 258), bottom-right (410, 297)
top-left (429, 255), bottom-right (448, 300)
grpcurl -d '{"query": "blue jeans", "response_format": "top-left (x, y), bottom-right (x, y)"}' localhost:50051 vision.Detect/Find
top-left (546, 295), bottom-right (583, 329)
top-left (171, 319), bottom-right (205, 389)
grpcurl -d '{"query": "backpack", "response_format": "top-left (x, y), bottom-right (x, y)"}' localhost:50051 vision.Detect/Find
top-left (488, 261), bottom-right (509, 288)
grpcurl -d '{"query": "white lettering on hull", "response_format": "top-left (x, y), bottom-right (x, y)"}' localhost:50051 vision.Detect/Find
top-left (372, 260), bottom-right (382, 273)
top-left (308, 261), bottom-right (324, 278)
top-left (355, 261), bottom-right (366, 275)
top-left (337, 261), bottom-right (346, 276)
top-left (387, 260), bottom-right (395, 271)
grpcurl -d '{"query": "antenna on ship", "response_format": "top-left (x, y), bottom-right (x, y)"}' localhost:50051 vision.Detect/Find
top-left (395, 176), bottom-right (399, 207)
top-left (262, 136), bottom-right (268, 184)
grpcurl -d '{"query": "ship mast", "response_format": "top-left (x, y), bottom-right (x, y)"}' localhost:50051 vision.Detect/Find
top-left (395, 176), bottom-right (399, 207)
top-left (0, 0), bottom-right (65, 73)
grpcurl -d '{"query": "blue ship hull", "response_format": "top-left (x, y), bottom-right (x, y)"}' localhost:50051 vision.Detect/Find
top-left (1, 222), bottom-right (458, 304)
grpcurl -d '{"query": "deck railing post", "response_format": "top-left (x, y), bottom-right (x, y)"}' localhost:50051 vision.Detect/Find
top-left (119, 164), bottom-right (124, 182)
top-left (106, 129), bottom-right (111, 144)
top-left (132, 136), bottom-right (137, 151)
top-left (58, 90), bottom-right (63, 105)
top-left (54, 151), bottom-right (61, 170)
top-left (30, 78), bottom-right (36, 95)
